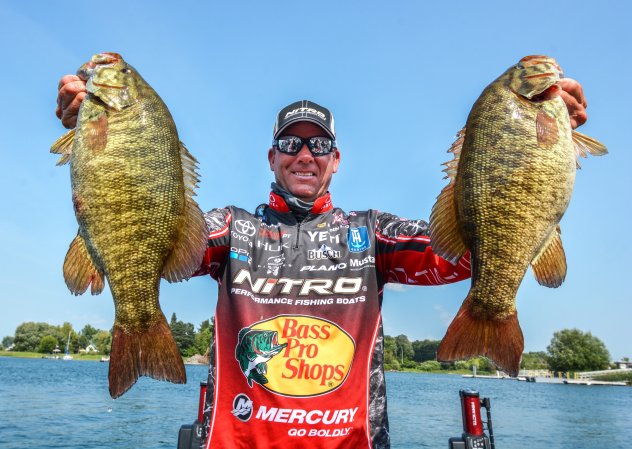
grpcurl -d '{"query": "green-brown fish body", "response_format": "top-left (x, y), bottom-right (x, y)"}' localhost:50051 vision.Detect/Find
top-left (51, 52), bottom-right (208, 398)
top-left (429, 56), bottom-right (607, 375)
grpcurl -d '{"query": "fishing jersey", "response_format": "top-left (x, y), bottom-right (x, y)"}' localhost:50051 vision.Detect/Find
top-left (195, 191), bottom-right (470, 449)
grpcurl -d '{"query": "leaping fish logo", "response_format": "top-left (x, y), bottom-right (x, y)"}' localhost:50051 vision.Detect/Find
top-left (235, 328), bottom-right (287, 387)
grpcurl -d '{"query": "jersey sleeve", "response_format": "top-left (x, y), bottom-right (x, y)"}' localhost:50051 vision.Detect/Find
top-left (374, 211), bottom-right (470, 286)
top-left (192, 207), bottom-right (231, 281)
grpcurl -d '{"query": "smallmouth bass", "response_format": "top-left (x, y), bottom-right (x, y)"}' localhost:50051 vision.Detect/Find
top-left (429, 55), bottom-right (607, 375)
top-left (51, 52), bottom-right (208, 397)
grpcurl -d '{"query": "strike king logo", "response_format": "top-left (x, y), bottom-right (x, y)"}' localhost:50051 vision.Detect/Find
top-left (235, 315), bottom-right (355, 397)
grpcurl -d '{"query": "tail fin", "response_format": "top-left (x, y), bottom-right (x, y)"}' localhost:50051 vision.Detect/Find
top-left (108, 317), bottom-right (186, 398)
top-left (437, 294), bottom-right (524, 376)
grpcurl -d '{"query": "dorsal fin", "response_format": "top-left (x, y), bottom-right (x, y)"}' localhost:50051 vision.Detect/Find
top-left (429, 128), bottom-right (468, 264)
top-left (162, 142), bottom-right (208, 282)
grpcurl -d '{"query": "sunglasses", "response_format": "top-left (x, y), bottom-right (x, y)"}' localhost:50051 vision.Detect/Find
top-left (272, 136), bottom-right (337, 156)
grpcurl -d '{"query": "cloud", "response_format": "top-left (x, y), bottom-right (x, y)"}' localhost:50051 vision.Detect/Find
top-left (384, 283), bottom-right (411, 293)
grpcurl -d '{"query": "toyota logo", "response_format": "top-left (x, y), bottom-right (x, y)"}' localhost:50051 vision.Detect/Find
top-left (235, 220), bottom-right (256, 236)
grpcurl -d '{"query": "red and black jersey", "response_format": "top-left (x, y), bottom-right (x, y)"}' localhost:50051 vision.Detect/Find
top-left (196, 192), bottom-right (470, 449)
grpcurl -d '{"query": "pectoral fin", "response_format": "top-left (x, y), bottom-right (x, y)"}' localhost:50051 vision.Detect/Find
top-left (50, 129), bottom-right (75, 165)
top-left (162, 142), bottom-right (208, 282)
top-left (572, 131), bottom-right (608, 168)
top-left (84, 112), bottom-right (108, 153)
top-left (63, 233), bottom-right (105, 295)
top-left (429, 128), bottom-right (468, 264)
top-left (531, 225), bottom-right (567, 288)
top-left (536, 111), bottom-right (559, 147)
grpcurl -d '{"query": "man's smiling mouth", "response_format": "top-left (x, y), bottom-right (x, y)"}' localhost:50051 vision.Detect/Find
top-left (292, 171), bottom-right (316, 178)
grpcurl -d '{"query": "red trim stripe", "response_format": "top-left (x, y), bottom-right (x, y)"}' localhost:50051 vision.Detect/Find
top-left (375, 230), bottom-right (431, 244)
top-left (207, 211), bottom-right (232, 239)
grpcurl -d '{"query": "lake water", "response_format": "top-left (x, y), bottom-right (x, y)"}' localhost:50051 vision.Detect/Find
top-left (0, 357), bottom-right (630, 448)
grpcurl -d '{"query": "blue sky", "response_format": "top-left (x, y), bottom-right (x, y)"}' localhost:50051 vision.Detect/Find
top-left (0, 1), bottom-right (629, 360)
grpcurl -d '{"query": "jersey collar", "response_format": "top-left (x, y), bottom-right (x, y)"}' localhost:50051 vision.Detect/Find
top-left (268, 191), bottom-right (333, 215)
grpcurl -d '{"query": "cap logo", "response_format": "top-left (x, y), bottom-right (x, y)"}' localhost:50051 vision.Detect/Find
top-left (285, 107), bottom-right (326, 120)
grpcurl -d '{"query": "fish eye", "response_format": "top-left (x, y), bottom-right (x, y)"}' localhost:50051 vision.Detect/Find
top-left (121, 68), bottom-right (131, 74)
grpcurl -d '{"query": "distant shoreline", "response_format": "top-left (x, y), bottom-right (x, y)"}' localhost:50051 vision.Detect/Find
top-left (0, 351), bottom-right (104, 361)
top-left (0, 351), bottom-right (202, 365)
top-left (0, 352), bottom-right (484, 374)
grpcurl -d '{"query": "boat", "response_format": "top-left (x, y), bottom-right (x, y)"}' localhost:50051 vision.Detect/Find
top-left (62, 332), bottom-right (73, 361)
top-left (563, 379), bottom-right (627, 386)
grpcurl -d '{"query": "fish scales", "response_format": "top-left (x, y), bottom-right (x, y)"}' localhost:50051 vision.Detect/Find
top-left (52, 52), bottom-right (207, 398)
top-left (429, 56), bottom-right (607, 375)
top-left (459, 79), bottom-right (575, 317)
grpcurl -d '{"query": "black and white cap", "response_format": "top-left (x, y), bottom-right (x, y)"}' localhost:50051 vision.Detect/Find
top-left (273, 100), bottom-right (336, 140)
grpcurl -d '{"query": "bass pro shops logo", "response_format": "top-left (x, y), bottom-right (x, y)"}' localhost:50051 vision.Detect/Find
top-left (235, 316), bottom-right (355, 397)
top-left (235, 328), bottom-right (287, 387)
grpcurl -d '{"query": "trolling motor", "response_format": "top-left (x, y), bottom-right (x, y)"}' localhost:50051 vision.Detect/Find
top-left (448, 390), bottom-right (495, 449)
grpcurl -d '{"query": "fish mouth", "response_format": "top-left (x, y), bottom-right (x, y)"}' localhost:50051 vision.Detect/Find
top-left (92, 82), bottom-right (126, 90)
top-left (77, 52), bottom-right (123, 81)
top-left (529, 83), bottom-right (562, 102)
top-left (519, 55), bottom-right (562, 72)
top-left (252, 332), bottom-right (285, 356)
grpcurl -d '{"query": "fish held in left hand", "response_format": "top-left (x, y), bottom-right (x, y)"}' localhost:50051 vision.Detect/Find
top-left (51, 52), bottom-right (208, 398)
top-left (429, 55), bottom-right (607, 375)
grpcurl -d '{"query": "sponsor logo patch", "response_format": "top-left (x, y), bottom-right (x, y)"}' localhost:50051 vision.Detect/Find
top-left (349, 255), bottom-right (375, 269)
top-left (232, 270), bottom-right (362, 296)
top-left (285, 107), bottom-right (326, 120)
top-left (235, 220), bottom-right (256, 237)
top-left (347, 227), bottom-right (370, 253)
top-left (231, 394), bottom-right (254, 422)
top-left (332, 212), bottom-right (349, 227)
top-left (307, 244), bottom-right (341, 260)
top-left (236, 328), bottom-right (287, 387)
top-left (229, 247), bottom-right (251, 264)
top-left (237, 315), bottom-right (355, 396)
top-left (300, 263), bottom-right (347, 272)
top-left (266, 254), bottom-right (285, 276)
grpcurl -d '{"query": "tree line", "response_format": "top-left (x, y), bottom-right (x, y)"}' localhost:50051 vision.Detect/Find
top-left (379, 328), bottom-right (612, 373)
top-left (1, 314), bottom-right (214, 358)
top-left (1, 319), bottom-right (613, 373)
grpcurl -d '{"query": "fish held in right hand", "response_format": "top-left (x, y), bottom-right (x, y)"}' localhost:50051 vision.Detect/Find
top-left (430, 55), bottom-right (607, 375)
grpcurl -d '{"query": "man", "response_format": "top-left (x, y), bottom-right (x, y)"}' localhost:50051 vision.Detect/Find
top-left (56, 78), bottom-right (588, 449)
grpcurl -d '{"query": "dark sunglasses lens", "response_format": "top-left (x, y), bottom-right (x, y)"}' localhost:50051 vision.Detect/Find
top-left (277, 136), bottom-right (303, 153)
top-left (309, 137), bottom-right (333, 154)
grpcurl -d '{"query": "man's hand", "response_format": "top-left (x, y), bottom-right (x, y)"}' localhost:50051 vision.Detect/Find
top-left (558, 78), bottom-right (588, 129)
top-left (56, 75), bottom-right (87, 129)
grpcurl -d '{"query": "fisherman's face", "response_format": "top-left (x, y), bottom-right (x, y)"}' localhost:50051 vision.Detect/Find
top-left (268, 121), bottom-right (340, 202)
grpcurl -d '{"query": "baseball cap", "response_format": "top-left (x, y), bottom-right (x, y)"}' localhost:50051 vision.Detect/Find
top-left (273, 100), bottom-right (336, 140)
